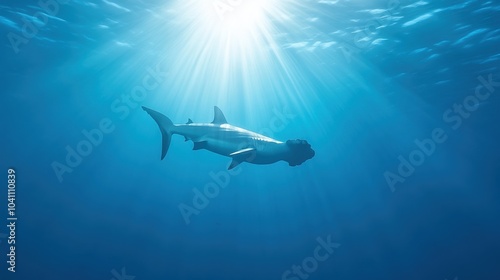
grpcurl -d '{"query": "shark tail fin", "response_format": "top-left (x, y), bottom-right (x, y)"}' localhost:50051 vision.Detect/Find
top-left (142, 106), bottom-right (174, 160)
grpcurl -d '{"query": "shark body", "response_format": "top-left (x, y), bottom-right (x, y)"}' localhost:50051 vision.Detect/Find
top-left (143, 106), bottom-right (315, 169)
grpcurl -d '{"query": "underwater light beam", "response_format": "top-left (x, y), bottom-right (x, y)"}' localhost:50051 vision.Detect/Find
top-left (139, 0), bottom-right (335, 122)
top-left (149, 0), bottom-right (303, 105)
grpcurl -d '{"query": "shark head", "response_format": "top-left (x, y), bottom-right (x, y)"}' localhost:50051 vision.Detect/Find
top-left (285, 139), bottom-right (315, 166)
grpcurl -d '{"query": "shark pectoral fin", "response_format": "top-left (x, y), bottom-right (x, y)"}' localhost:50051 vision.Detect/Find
top-left (229, 148), bottom-right (255, 157)
top-left (228, 159), bottom-right (242, 170)
top-left (184, 136), bottom-right (189, 142)
top-left (228, 148), bottom-right (256, 170)
top-left (193, 141), bottom-right (208, 150)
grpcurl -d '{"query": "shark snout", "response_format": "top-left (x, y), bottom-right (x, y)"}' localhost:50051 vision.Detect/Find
top-left (286, 139), bottom-right (315, 166)
top-left (307, 147), bottom-right (315, 159)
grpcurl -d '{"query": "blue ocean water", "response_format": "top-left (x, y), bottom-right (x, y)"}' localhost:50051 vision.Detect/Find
top-left (1, 0), bottom-right (499, 279)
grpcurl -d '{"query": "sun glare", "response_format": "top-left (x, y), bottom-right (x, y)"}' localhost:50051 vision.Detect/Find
top-left (212, 0), bottom-right (269, 31)
top-left (138, 0), bottom-right (328, 119)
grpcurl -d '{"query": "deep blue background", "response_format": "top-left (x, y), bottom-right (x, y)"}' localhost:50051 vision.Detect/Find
top-left (0, 0), bottom-right (499, 279)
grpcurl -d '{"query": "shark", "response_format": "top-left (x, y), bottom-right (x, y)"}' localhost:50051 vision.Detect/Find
top-left (142, 106), bottom-right (315, 169)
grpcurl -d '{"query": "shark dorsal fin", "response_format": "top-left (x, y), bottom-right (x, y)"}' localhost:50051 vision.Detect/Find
top-left (212, 106), bottom-right (227, 124)
top-left (186, 118), bottom-right (193, 124)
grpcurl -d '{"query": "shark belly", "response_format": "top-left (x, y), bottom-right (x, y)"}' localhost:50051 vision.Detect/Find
top-left (175, 125), bottom-right (285, 164)
top-left (248, 141), bottom-right (287, 164)
top-left (204, 138), bottom-right (247, 156)
top-left (205, 137), bottom-right (285, 164)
